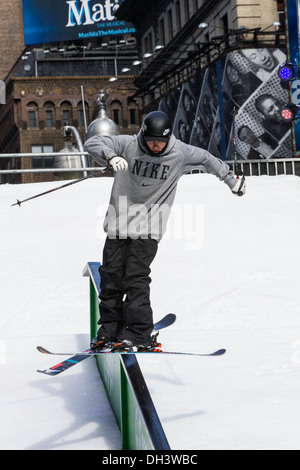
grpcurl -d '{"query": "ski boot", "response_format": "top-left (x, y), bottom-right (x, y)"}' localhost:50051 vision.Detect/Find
top-left (90, 336), bottom-right (113, 351)
top-left (109, 339), bottom-right (135, 352)
top-left (137, 332), bottom-right (163, 353)
top-left (110, 332), bottom-right (163, 353)
top-left (91, 321), bottom-right (120, 351)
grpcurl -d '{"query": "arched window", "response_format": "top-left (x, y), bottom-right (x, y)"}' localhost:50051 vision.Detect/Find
top-left (111, 100), bottom-right (122, 126)
top-left (78, 101), bottom-right (89, 128)
top-left (128, 100), bottom-right (139, 127)
top-left (44, 101), bottom-right (55, 128)
top-left (27, 101), bottom-right (38, 128)
top-left (60, 101), bottom-right (72, 125)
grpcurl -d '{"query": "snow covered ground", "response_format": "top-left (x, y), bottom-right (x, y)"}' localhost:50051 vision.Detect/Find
top-left (1, 173), bottom-right (300, 450)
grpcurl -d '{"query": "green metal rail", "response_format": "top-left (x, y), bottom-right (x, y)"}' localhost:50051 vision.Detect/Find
top-left (83, 262), bottom-right (170, 450)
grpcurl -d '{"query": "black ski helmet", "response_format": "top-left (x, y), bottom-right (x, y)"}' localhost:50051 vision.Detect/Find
top-left (141, 111), bottom-right (173, 155)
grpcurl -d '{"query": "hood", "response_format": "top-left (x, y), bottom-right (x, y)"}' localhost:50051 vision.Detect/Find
top-left (137, 130), bottom-right (177, 157)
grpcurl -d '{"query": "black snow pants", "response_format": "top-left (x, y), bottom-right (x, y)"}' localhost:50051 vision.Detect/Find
top-left (97, 237), bottom-right (158, 344)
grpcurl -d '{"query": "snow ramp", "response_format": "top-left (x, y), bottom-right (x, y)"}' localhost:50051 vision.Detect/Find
top-left (83, 262), bottom-right (171, 451)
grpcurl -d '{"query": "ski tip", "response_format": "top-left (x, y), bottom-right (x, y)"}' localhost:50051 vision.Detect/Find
top-left (37, 346), bottom-right (51, 354)
top-left (213, 349), bottom-right (226, 356)
top-left (166, 313), bottom-right (176, 321)
top-left (37, 369), bottom-right (56, 376)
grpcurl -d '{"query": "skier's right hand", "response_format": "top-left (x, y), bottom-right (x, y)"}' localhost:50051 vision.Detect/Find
top-left (108, 156), bottom-right (128, 172)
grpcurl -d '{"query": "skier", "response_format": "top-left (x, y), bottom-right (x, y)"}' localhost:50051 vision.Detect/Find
top-left (84, 111), bottom-right (245, 352)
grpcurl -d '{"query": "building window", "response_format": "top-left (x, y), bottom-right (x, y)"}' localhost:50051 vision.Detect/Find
top-left (221, 13), bottom-right (229, 47)
top-left (79, 110), bottom-right (85, 127)
top-left (167, 9), bottom-right (173, 40)
top-left (184, 0), bottom-right (190, 23)
top-left (148, 31), bottom-right (153, 54)
top-left (111, 100), bottom-right (122, 126)
top-left (159, 18), bottom-right (165, 46)
top-left (44, 102), bottom-right (55, 128)
top-left (130, 108), bottom-right (136, 126)
top-left (46, 110), bottom-right (53, 127)
top-left (175, 1), bottom-right (181, 31)
top-left (31, 144), bottom-right (54, 168)
top-left (29, 111), bottom-right (36, 128)
top-left (113, 109), bottom-right (120, 125)
top-left (27, 102), bottom-right (38, 128)
top-left (78, 101), bottom-right (89, 128)
top-left (63, 110), bottom-right (70, 125)
top-left (277, 1), bottom-right (284, 29)
top-left (61, 101), bottom-right (72, 125)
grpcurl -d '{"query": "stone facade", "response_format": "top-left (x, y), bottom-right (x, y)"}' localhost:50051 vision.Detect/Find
top-left (0, 0), bottom-right (25, 80)
top-left (0, 76), bottom-right (141, 183)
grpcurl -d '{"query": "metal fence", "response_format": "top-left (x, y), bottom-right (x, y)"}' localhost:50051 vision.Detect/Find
top-left (226, 158), bottom-right (300, 177)
top-left (0, 152), bottom-right (300, 180)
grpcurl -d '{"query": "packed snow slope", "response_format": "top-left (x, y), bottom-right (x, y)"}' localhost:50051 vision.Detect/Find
top-left (1, 173), bottom-right (300, 450)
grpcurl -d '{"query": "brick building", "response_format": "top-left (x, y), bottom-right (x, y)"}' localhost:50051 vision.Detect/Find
top-left (0, 0), bottom-right (141, 183)
top-left (1, 73), bottom-right (141, 183)
top-left (0, 0), bottom-right (25, 80)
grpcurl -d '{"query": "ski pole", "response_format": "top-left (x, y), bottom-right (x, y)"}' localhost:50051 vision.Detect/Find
top-left (11, 167), bottom-right (110, 207)
top-left (232, 106), bottom-right (238, 175)
top-left (232, 107), bottom-right (244, 177)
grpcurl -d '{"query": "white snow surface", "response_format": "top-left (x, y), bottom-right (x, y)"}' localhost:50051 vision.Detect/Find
top-left (1, 173), bottom-right (300, 450)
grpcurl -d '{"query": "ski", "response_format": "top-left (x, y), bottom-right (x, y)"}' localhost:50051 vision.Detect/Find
top-left (38, 346), bottom-right (226, 358)
top-left (37, 313), bottom-right (176, 376)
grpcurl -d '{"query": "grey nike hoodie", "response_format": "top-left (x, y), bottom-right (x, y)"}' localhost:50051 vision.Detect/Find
top-left (84, 131), bottom-right (237, 241)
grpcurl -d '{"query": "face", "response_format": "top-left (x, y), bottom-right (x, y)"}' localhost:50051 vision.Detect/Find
top-left (226, 62), bottom-right (239, 83)
top-left (183, 92), bottom-right (193, 112)
top-left (145, 140), bottom-right (167, 154)
top-left (242, 48), bottom-right (275, 71)
top-left (260, 97), bottom-right (281, 120)
top-left (239, 127), bottom-right (259, 147)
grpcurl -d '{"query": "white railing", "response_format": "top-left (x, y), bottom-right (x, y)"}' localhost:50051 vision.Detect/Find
top-left (0, 152), bottom-right (300, 179)
top-left (226, 158), bottom-right (300, 177)
top-left (0, 152), bottom-right (95, 182)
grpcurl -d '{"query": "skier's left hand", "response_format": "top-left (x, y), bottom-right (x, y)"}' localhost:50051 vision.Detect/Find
top-left (231, 176), bottom-right (246, 197)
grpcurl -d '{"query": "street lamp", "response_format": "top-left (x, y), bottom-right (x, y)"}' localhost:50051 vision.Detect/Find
top-left (198, 22), bottom-right (230, 30)
top-left (262, 21), bottom-right (281, 31)
top-left (198, 22), bottom-right (247, 33)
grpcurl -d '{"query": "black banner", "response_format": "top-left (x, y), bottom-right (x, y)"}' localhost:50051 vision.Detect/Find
top-left (159, 48), bottom-right (293, 161)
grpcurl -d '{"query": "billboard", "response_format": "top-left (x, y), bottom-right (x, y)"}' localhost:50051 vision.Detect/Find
top-left (158, 48), bottom-right (293, 162)
top-left (22, 0), bottom-right (135, 45)
top-left (285, 0), bottom-right (300, 154)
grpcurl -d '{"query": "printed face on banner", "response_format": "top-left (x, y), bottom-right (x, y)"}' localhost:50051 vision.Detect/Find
top-left (22, 0), bottom-right (135, 45)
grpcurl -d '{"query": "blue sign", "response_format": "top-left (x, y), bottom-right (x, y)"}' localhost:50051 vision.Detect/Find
top-left (22, 0), bottom-right (135, 45)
